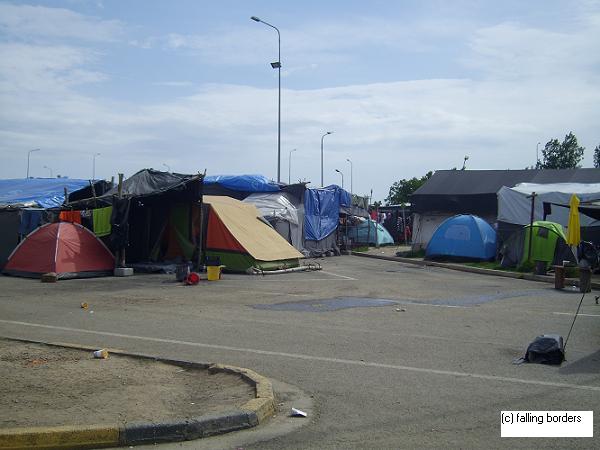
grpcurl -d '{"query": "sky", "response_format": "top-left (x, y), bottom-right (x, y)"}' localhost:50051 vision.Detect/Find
top-left (1, 0), bottom-right (599, 201)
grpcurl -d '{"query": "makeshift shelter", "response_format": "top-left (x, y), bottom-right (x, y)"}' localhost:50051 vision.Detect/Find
top-left (3, 222), bottom-right (114, 279)
top-left (304, 185), bottom-right (351, 256)
top-left (497, 183), bottom-right (600, 244)
top-left (204, 195), bottom-right (303, 272)
top-left (347, 218), bottom-right (395, 246)
top-left (425, 214), bottom-right (497, 261)
top-left (411, 169), bottom-right (600, 250)
top-left (243, 192), bottom-right (305, 252)
top-left (499, 221), bottom-right (575, 268)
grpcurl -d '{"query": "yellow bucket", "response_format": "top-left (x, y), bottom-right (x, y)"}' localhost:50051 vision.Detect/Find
top-left (207, 265), bottom-right (222, 281)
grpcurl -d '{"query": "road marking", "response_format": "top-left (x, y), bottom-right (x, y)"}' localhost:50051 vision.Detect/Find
top-left (553, 312), bottom-right (600, 318)
top-left (2, 319), bottom-right (599, 393)
top-left (319, 271), bottom-right (357, 280)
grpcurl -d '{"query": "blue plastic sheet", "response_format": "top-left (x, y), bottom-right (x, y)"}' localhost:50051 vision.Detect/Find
top-left (0, 178), bottom-right (90, 208)
top-left (204, 174), bottom-right (279, 192)
top-left (304, 185), bottom-right (352, 241)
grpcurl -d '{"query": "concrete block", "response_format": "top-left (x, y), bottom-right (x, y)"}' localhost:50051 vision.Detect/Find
top-left (114, 267), bottom-right (133, 277)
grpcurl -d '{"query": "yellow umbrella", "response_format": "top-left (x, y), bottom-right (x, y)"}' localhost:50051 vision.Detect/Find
top-left (566, 194), bottom-right (581, 246)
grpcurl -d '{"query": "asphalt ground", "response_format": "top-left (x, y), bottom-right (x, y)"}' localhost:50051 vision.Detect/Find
top-left (0, 255), bottom-right (599, 449)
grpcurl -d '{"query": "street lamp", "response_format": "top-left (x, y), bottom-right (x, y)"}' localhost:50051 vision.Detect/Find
top-left (26, 148), bottom-right (40, 178)
top-left (92, 153), bottom-right (101, 180)
top-left (346, 158), bottom-right (353, 195)
top-left (162, 163), bottom-right (171, 173)
top-left (288, 148), bottom-right (297, 184)
top-left (536, 142), bottom-right (541, 168)
top-left (43, 165), bottom-right (53, 177)
top-left (251, 15), bottom-right (282, 183)
top-left (320, 131), bottom-right (333, 187)
top-left (335, 168), bottom-right (344, 189)
top-left (461, 155), bottom-right (469, 170)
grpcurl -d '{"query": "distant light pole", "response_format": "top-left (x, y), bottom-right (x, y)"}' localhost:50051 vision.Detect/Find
top-left (26, 148), bottom-right (40, 178)
top-left (288, 148), bottom-right (297, 184)
top-left (162, 163), bottom-right (171, 173)
top-left (92, 153), bottom-right (101, 180)
top-left (536, 142), bottom-right (541, 168)
top-left (461, 155), bottom-right (469, 170)
top-left (335, 168), bottom-right (344, 189)
top-left (43, 165), bottom-right (53, 177)
top-left (251, 15), bottom-right (282, 183)
top-left (320, 131), bottom-right (333, 187)
top-left (346, 158), bottom-right (353, 195)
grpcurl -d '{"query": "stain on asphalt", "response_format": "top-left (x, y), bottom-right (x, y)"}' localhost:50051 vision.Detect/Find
top-left (251, 289), bottom-right (578, 311)
top-left (251, 297), bottom-right (398, 312)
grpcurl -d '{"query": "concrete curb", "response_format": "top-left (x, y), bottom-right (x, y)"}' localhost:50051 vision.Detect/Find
top-left (0, 338), bottom-right (276, 450)
top-left (351, 251), bottom-right (600, 290)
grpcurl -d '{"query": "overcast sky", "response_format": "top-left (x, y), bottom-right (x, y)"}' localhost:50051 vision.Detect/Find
top-left (1, 0), bottom-right (599, 201)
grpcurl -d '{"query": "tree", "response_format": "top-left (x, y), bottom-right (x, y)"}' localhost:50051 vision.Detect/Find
top-left (539, 132), bottom-right (585, 169)
top-left (385, 171), bottom-right (433, 205)
top-left (594, 144), bottom-right (600, 168)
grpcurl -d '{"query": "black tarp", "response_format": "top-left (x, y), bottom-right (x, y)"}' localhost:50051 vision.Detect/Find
top-left (411, 169), bottom-right (600, 214)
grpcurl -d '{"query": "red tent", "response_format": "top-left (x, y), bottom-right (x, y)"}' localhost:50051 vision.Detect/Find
top-left (3, 222), bottom-right (114, 279)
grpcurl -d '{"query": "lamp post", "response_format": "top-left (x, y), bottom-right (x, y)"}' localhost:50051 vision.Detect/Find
top-left (92, 153), bottom-right (101, 180)
top-left (43, 165), bottom-right (53, 178)
top-left (288, 148), bottom-right (297, 184)
top-left (162, 163), bottom-right (171, 173)
top-left (346, 158), bottom-right (353, 195)
top-left (26, 148), bottom-right (40, 178)
top-left (461, 155), bottom-right (469, 170)
top-left (251, 16), bottom-right (282, 183)
top-left (320, 131), bottom-right (333, 187)
top-left (536, 142), bottom-right (541, 168)
top-left (335, 168), bottom-right (344, 189)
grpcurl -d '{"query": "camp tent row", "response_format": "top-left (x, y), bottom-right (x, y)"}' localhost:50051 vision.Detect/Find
top-left (1, 169), bottom-right (358, 278)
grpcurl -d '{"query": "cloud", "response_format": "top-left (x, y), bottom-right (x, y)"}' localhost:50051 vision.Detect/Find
top-left (0, 3), bottom-right (123, 42)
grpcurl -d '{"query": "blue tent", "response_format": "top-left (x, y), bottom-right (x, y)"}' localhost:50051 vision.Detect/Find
top-left (425, 214), bottom-right (497, 261)
top-left (351, 218), bottom-right (395, 246)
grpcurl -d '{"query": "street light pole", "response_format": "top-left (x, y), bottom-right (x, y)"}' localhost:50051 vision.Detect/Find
top-left (536, 142), bottom-right (541, 168)
top-left (288, 148), bottom-right (296, 184)
top-left (346, 158), bottom-right (353, 195)
top-left (320, 131), bottom-right (333, 187)
top-left (92, 153), bottom-right (101, 180)
top-left (162, 163), bottom-right (171, 173)
top-left (335, 169), bottom-right (344, 189)
top-left (43, 165), bottom-right (53, 177)
top-left (251, 16), bottom-right (281, 183)
top-left (26, 148), bottom-right (40, 178)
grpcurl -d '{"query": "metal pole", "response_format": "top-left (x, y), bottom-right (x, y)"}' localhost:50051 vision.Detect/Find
top-left (320, 131), bottom-right (332, 187)
top-left (536, 142), bottom-right (541, 168)
top-left (27, 148), bottom-right (40, 178)
top-left (93, 153), bottom-right (100, 180)
top-left (527, 192), bottom-right (537, 262)
top-left (346, 158), bottom-right (353, 195)
top-left (288, 149), bottom-right (296, 184)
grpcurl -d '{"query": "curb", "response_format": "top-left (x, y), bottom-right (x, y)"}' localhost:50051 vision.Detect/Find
top-left (0, 339), bottom-right (276, 450)
top-left (351, 252), bottom-right (600, 290)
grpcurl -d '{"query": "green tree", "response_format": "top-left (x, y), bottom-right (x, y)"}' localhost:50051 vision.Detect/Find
top-left (540, 132), bottom-right (585, 169)
top-left (385, 171), bottom-right (433, 205)
top-left (594, 144), bottom-right (600, 168)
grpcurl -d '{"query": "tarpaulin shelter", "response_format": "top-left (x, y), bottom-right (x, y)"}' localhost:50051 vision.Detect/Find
top-left (203, 174), bottom-right (280, 199)
top-left (304, 185), bottom-right (351, 256)
top-left (243, 192), bottom-right (305, 253)
top-left (3, 222), bottom-right (114, 279)
top-left (204, 195), bottom-right (303, 272)
top-left (425, 214), bottom-right (497, 261)
top-left (499, 221), bottom-right (575, 268)
top-left (411, 169), bottom-right (600, 250)
top-left (67, 169), bottom-right (204, 265)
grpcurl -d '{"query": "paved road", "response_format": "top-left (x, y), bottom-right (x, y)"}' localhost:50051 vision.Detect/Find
top-left (1, 256), bottom-right (599, 448)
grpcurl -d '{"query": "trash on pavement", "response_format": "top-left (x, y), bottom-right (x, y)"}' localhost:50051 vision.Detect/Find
top-left (291, 407), bottom-right (307, 417)
top-left (80, 302), bottom-right (88, 309)
top-left (93, 349), bottom-right (109, 359)
top-left (185, 272), bottom-right (201, 285)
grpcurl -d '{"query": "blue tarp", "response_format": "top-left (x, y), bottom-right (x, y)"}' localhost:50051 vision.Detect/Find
top-left (204, 174), bottom-right (279, 192)
top-left (304, 185), bottom-right (352, 241)
top-left (0, 178), bottom-right (91, 208)
top-left (426, 214), bottom-right (497, 261)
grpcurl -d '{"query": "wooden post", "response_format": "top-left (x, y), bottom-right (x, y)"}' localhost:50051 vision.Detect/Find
top-left (117, 173), bottom-right (125, 267)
